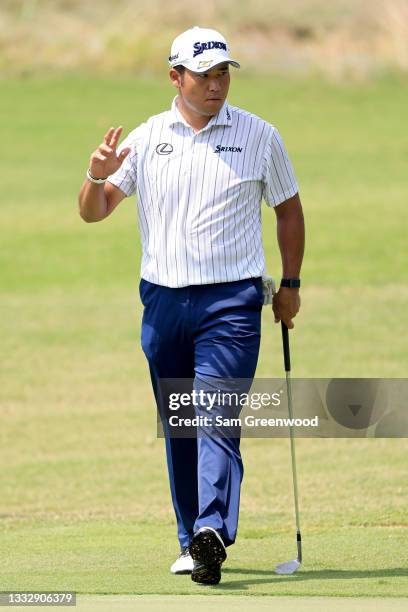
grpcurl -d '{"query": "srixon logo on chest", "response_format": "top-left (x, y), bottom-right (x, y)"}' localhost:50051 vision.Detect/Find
top-left (214, 145), bottom-right (243, 153)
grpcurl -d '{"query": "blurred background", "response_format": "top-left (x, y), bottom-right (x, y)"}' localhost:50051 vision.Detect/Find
top-left (1, 0), bottom-right (408, 78)
top-left (0, 0), bottom-right (407, 597)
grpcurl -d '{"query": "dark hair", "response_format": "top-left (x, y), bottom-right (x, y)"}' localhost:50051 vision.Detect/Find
top-left (173, 65), bottom-right (186, 74)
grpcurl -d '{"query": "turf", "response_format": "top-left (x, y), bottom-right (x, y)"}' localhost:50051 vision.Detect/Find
top-left (67, 596), bottom-right (408, 612)
top-left (1, 519), bottom-right (407, 596)
top-left (3, 597), bottom-right (408, 612)
top-left (0, 75), bottom-right (407, 598)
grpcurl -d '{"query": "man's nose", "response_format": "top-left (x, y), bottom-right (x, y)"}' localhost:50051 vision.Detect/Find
top-left (208, 78), bottom-right (222, 92)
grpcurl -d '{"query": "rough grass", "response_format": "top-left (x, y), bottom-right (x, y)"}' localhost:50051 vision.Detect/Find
top-left (1, 0), bottom-right (408, 78)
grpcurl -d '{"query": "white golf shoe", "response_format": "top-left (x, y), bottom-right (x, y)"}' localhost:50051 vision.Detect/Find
top-left (170, 547), bottom-right (194, 575)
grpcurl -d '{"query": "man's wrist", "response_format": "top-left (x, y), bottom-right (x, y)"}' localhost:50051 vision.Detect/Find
top-left (280, 278), bottom-right (301, 289)
top-left (86, 168), bottom-right (108, 184)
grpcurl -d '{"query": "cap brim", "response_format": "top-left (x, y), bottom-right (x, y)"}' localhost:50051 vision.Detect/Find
top-left (176, 57), bottom-right (240, 73)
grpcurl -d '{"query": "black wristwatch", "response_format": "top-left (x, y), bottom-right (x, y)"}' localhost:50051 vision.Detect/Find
top-left (280, 278), bottom-right (301, 288)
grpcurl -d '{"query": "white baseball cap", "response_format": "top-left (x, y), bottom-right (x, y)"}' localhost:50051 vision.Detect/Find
top-left (168, 26), bottom-right (240, 73)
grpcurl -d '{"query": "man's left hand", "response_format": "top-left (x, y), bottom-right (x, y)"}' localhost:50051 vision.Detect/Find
top-left (272, 288), bottom-right (301, 329)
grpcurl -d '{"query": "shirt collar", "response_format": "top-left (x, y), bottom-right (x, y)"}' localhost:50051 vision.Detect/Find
top-left (167, 96), bottom-right (232, 131)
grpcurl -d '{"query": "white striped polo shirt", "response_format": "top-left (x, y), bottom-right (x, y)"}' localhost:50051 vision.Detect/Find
top-left (108, 97), bottom-right (299, 288)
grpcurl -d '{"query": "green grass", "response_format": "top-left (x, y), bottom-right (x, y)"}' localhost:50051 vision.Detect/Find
top-left (0, 75), bottom-right (407, 597)
top-left (1, 521), bottom-right (407, 596)
top-left (70, 596), bottom-right (408, 612)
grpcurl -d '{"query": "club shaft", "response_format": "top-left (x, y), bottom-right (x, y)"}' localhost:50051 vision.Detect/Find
top-left (282, 322), bottom-right (302, 563)
top-left (285, 370), bottom-right (301, 533)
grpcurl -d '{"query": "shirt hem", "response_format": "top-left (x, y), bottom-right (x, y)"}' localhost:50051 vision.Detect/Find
top-left (265, 184), bottom-right (299, 207)
top-left (107, 178), bottom-right (134, 197)
top-left (139, 274), bottom-right (263, 289)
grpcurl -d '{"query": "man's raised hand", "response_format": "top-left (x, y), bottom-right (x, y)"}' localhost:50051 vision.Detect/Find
top-left (89, 127), bottom-right (131, 179)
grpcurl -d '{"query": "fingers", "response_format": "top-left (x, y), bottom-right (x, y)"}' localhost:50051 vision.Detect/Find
top-left (109, 126), bottom-right (123, 149)
top-left (274, 312), bottom-right (294, 328)
top-left (273, 304), bottom-right (296, 327)
top-left (272, 300), bottom-right (280, 323)
top-left (273, 288), bottom-right (300, 327)
top-left (275, 310), bottom-right (295, 328)
top-left (104, 127), bottom-right (115, 145)
top-left (98, 144), bottom-right (114, 156)
top-left (103, 126), bottom-right (123, 149)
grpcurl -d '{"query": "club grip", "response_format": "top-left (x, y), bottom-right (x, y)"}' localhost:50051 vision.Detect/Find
top-left (281, 321), bottom-right (291, 372)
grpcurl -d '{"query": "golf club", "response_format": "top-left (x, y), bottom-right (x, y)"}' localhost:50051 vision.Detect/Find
top-left (275, 321), bottom-right (303, 575)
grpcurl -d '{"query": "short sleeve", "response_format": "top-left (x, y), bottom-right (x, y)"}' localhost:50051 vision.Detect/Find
top-left (107, 127), bottom-right (142, 197)
top-left (262, 128), bottom-right (299, 207)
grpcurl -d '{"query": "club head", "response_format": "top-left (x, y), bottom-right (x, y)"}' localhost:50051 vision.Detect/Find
top-left (275, 559), bottom-right (301, 575)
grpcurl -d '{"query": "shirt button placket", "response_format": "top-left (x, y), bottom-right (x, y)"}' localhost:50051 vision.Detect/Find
top-left (183, 131), bottom-right (196, 176)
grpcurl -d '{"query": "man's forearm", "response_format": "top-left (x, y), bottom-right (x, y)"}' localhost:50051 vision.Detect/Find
top-left (276, 199), bottom-right (305, 278)
top-left (78, 179), bottom-right (109, 223)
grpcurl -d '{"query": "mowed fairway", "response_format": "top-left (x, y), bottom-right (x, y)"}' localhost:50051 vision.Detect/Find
top-left (0, 75), bottom-right (407, 601)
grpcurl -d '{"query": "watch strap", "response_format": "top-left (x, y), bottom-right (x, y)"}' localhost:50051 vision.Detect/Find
top-left (280, 278), bottom-right (301, 288)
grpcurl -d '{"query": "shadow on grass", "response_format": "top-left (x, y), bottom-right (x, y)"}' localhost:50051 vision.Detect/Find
top-left (218, 567), bottom-right (408, 589)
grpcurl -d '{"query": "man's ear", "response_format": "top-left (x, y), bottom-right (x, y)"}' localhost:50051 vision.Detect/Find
top-left (169, 69), bottom-right (183, 90)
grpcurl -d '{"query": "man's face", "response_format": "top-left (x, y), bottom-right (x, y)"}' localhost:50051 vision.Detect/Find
top-left (170, 63), bottom-right (231, 117)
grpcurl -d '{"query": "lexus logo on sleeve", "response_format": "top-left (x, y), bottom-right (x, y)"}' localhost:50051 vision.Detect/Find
top-left (156, 143), bottom-right (174, 155)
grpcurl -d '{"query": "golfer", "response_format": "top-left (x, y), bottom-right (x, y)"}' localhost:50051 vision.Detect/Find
top-left (78, 26), bottom-right (305, 585)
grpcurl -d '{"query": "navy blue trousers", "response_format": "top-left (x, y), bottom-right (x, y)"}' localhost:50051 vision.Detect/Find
top-left (139, 277), bottom-right (263, 549)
